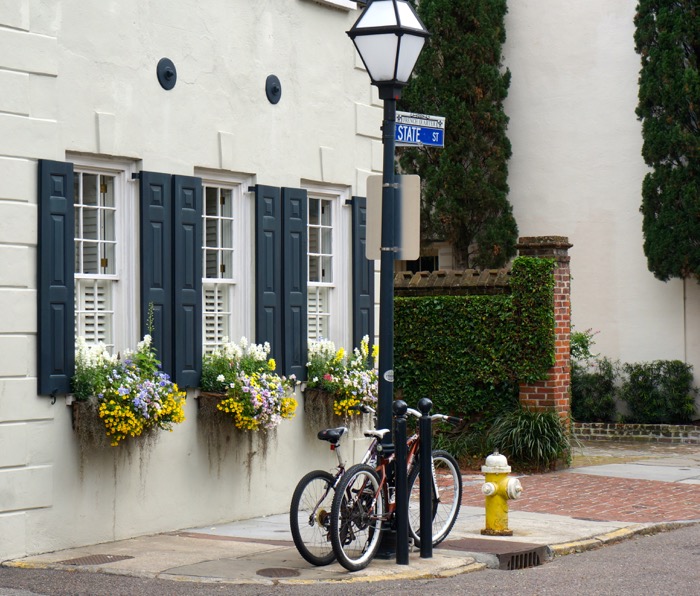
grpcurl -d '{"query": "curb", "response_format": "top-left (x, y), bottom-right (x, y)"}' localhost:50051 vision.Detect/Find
top-left (550, 520), bottom-right (700, 557)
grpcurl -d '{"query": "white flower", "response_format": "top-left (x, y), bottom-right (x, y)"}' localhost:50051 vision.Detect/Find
top-left (216, 374), bottom-right (225, 383)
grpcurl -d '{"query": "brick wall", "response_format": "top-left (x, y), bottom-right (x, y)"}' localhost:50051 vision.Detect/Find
top-left (516, 237), bottom-right (572, 421)
top-left (394, 236), bottom-right (573, 421)
top-left (574, 422), bottom-right (700, 444)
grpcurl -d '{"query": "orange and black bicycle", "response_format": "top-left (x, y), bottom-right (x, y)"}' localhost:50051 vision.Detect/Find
top-left (329, 407), bottom-right (463, 572)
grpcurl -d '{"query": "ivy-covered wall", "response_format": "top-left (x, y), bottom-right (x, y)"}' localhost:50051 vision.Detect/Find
top-left (394, 256), bottom-right (556, 418)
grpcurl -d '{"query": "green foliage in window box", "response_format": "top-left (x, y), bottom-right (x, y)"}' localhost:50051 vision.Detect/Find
top-left (394, 257), bottom-right (555, 421)
top-left (487, 407), bottom-right (570, 471)
top-left (619, 360), bottom-right (698, 424)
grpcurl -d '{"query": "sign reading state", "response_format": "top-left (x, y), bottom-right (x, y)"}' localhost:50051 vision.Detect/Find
top-left (395, 111), bottom-right (446, 148)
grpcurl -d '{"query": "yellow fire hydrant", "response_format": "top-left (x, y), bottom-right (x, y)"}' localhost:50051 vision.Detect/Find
top-left (481, 451), bottom-right (523, 536)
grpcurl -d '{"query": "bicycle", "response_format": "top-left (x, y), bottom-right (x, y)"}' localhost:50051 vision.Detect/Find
top-left (289, 404), bottom-right (384, 566)
top-left (329, 407), bottom-right (463, 572)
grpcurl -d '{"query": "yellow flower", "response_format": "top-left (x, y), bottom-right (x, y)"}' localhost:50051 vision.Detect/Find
top-left (267, 358), bottom-right (276, 371)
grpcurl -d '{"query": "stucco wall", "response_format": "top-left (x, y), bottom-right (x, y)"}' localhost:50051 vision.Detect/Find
top-left (503, 0), bottom-right (698, 394)
top-left (0, 0), bottom-right (379, 561)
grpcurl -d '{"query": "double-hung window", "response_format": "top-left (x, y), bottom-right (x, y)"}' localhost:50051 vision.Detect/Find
top-left (72, 160), bottom-right (137, 354)
top-left (201, 178), bottom-right (249, 352)
top-left (305, 186), bottom-right (352, 348)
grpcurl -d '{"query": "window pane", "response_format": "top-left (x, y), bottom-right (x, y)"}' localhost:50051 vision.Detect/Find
top-left (321, 201), bottom-right (332, 226)
top-left (309, 198), bottom-right (320, 225)
top-left (321, 256), bottom-right (333, 283)
top-left (82, 174), bottom-right (98, 206)
top-left (309, 255), bottom-right (320, 283)
top-left (321, 227), bottom-right (332, 255)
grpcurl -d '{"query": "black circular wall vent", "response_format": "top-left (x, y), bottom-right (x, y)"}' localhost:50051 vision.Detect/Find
top-left (265, 75), bottom-right (282, 104)
top-left (157, 58), bottom-right (177, 90)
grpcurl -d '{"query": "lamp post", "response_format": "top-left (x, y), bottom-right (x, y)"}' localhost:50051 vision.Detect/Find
top-left (347, 0), bottom-right (429, 443)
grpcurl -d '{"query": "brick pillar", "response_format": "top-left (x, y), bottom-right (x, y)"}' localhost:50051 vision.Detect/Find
top-left (516, 236), bottom-right (573, 422)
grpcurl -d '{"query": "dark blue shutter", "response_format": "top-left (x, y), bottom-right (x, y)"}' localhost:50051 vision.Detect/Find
top-left (254, 185), bottom-right (283, 367)
top-left (139, 171), bottom-right (173, 374)
top-left (351, 196), bottom-right (374, 349)
top-left (172, 175), bottom-right (203, 388)
top-left (282, 187), bottom-right (308, 380)
top-left (37, 160), bottom-right (75, 395)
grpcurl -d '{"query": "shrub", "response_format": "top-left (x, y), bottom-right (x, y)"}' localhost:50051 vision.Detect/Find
top-left (618, 360), bottom-right (698, 424)
top-left (571, 357), bottom-right (618, 423)
top-left (487, 407), bottom-right (570, 471)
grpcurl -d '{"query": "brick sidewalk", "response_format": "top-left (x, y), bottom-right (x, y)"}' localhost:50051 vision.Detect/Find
top-left (461, 472), bottom-right (700, 523)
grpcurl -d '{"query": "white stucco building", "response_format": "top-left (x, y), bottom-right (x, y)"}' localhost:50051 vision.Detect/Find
top-left (0, 0), bottom-right (697, 562)
top-left (502, 0), bottom-right (700, 394)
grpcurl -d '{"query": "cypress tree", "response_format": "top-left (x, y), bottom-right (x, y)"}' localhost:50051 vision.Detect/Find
top-left (635, 1), bottom-right (700, 281)
top-left (398, 0), bottom-right (517, 269)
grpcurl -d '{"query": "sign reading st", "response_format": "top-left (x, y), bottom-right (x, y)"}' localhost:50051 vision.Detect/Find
top-left (395, 112), bottom-right (446, 148)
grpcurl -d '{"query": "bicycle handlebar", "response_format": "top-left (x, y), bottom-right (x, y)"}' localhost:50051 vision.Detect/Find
top-left (349, 403), bottom-right (462, 426)
top-left (404, 408), bottom-right (462, 426)
top-left (348, 404), bottom-right (376, 415)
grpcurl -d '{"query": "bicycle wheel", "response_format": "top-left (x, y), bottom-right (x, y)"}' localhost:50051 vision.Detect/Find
top-left (290, 470), bottom-right (336, 566)
top-left (330, 463), bottom-right (384, 572)
top-left (408, 449), bottom-right (462, 547)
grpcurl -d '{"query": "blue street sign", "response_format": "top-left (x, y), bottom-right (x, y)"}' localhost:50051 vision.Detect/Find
top-left (395, 111), bottom-right (446, 148)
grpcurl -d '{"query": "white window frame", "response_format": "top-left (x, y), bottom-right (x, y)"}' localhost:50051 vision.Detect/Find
top-left (197, 170), bottom-right (254, 352)
top-left (70, 155), bottom-right (138, 354)
top-left (304, 183), bottom-right (352, 349)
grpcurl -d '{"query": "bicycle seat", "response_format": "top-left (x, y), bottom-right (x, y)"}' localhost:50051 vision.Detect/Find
top-left (363, 428), bottom-right (391, 440)
top-left (317, 427), bottom-right (349, 445)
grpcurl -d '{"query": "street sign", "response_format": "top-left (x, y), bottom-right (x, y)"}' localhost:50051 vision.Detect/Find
top-left (395, 112), bottom-right (446, 148)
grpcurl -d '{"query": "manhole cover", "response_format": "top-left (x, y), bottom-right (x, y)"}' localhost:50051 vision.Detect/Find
top-left (58, 554), bottom-right (134, 566)
top-left (256, 567), bottom-right (301, 578)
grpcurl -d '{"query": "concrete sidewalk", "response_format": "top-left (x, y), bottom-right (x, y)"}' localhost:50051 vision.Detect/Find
top-left (5, 441), bottom-right (700, 585)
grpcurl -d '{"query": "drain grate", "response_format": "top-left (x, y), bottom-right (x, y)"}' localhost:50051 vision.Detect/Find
top-left (439, 537), bottom-right (549, 570)
top-left (256, 567), bottom-right (301, 578)
top-left (58, 554), bottom-right (134, 566)
top-left (504, 548), bottom-right (545, 570)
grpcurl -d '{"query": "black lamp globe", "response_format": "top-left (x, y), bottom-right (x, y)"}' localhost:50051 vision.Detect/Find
top-left (347, 0), bottom-right (430, 99)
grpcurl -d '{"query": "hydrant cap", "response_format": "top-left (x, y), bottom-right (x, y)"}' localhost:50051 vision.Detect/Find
top-left (481, 450), bottom-right (511, 473)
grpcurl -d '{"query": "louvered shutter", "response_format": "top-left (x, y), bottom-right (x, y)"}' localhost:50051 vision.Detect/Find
top-left (282, 187), bottom-right (308, 380)
top-left (351, 196), bottom-right (374, 348)
top-left (173, 175), bottom-right (203, 387)
top-left (139, 171), bottom-right (173, 373)
top-left (38, 160), bottom-right (75, 395)
top-left (254, 185), bottom-right (283, 367)
top-left (203, 285), bottom-right (227, 347)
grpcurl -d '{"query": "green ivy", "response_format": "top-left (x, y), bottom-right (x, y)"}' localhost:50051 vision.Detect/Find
top-left (394, 257), bottom-right (555, 419)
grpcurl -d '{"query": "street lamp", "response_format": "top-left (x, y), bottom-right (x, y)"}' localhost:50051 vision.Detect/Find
top-left (348, 1), bottom-right (429, 442)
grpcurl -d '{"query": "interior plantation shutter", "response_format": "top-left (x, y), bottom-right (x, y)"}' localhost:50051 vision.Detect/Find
top-left (282, 187), bottom-right (308, 380)
top-left (351, 196), bottom-right (374, 349)
top-left (139, 171), bottom-right (173, 374)
top-left (172, 175), bottom-right (203, 388)
top-left (254, 185), bottom-right (284, 368)
top-left (38, 159), bottom-right (75, 395)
